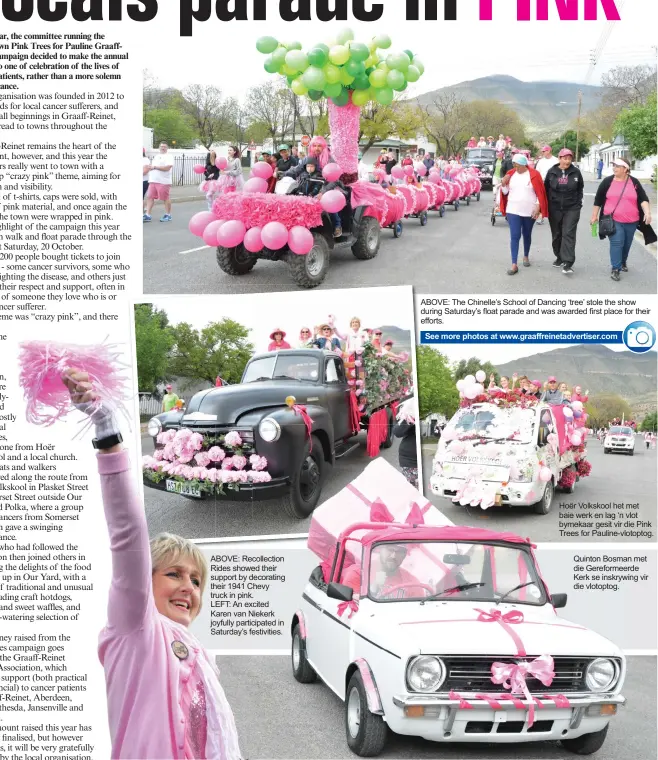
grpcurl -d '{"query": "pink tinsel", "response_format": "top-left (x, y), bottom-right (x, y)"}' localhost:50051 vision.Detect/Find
top-left (212, 193), bottom-right (323, 231)
top-left (351, 181), bottom-right (405, 227)
top-left (19, 340), bottom-right (129, 428)
top-left (328, 98), bottom-right (360, 175)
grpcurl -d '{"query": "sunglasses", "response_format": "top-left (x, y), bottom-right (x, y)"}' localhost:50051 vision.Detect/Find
top-left (301, 330), bottom-right (310, 335)
top-left (375, 331), bottom-right (382, 335)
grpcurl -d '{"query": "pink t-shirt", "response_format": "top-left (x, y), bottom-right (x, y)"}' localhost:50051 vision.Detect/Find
top-left (603, 179), bottom-right (639, 223)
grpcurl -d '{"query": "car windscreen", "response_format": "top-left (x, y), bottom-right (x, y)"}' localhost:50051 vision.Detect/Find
top-left (367, 540), bottom-right (545, 605)
top-left (451, 407), bottom-right (535, 444)
top-left (608, 426), bottom-right (633, 435)
top-left (467, 149), bottom-right (496, 160)
top-left (242, 354), bottom-right (320, 383)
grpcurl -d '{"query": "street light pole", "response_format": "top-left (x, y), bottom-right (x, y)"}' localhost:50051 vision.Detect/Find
top-left (575, 89), bottom-right (583, 162)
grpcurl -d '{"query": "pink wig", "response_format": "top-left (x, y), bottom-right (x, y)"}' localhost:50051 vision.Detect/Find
top-left (309, 136), bottom-right (331, 169)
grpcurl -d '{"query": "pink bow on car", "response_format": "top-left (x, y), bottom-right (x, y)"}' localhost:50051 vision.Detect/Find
top-left (490, 655), bottom-right (555, 727)
top-left (337, 600), bottom-right (359, 619)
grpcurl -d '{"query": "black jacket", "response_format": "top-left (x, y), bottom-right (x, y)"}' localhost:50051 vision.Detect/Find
top-left (545, 164), bottom-right (584, 210)
top-left (593, 174), bottom-right (652, 240)
top-left (499, 156), bottom-right (514, 176)
top-left (204, 163), bottom-right (220, 180)
top-left (276, 156), bottom-right (297, 173)
top-left (393, 421), bottom-right (417, 468)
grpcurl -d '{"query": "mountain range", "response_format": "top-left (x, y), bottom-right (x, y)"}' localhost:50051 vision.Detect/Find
top-left (416, 75), bottom-right (603, 138)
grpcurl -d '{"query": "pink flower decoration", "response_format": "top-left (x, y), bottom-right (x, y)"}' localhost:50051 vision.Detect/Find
top-left (224, 431), bottom-right (243, 448)
top-left (249, 454), bottom-right (268, 471)
top-left (354, 360), bottom-right (362, 367)
top-left (153, 449), bottom-right (164, 461)
top-left (195, 452), bottom-right (211, 467)
top-left (348, 379), bottom-right (356, 386)
top-left (232, 455), bottom-right (247, 471)
top-left (208, 446), bottom-right (225, 462)
top-left (162, 443), bottom-right (176, 461)
top-left (190, 433), bottom-right (204, 451)
top-left (221, 457), bottom-right (234, 470)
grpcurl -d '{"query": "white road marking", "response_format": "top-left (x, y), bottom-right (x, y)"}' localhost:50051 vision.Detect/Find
top-left (179, 245), bottom-right (210, 255)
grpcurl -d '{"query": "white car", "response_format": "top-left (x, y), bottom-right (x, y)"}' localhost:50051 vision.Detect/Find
top-left (603, 426), bottom-right (635, 455)
top-left (292, 523), bottom-right (625, 756)
top-left (430, 401), bottom-right (588, 515)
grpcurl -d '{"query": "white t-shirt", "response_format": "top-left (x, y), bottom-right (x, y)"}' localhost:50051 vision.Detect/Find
top-left (495, 139), bottom-right (506, 152)
top-left (143, 156), bottom-right (151, 180)
top-left (358, 161), bottom-right (371, 181)
top-left (505, 170), bottom-right (538, 217)
top-left (148, 153), bottom-right (173, 185)
top-left (535, 155), bottom-right (559, 180)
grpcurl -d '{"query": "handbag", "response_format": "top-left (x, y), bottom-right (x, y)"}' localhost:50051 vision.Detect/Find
top-left (598, 176), bottom-right (629, 238)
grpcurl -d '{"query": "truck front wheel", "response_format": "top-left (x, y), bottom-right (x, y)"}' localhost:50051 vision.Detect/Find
top-left (283, 434), bottom-right (325, 519)
top-left (533, 479), bottom-right (554, 515)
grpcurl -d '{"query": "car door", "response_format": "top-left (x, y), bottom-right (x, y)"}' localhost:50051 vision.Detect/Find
top-left (537, 406), bottom-right (559, 478)
top-left (324, 356), bottom-right (353, 442)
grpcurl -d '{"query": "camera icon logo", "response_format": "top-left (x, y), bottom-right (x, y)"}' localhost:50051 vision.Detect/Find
top-left (623, 321), bottom-right (656, 353)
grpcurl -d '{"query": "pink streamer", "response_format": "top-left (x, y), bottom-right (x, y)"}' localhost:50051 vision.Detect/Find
top-left (328, 98), bottom-right (360, 175)
top-left (212, 193), bottom-right (323, 231)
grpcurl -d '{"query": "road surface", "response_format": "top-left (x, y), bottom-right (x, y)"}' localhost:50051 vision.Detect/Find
top-left (218, 654), bottom-right (654, 760)
top-left (421, 436), bottom-right (656, 542)
top-left (143, 179), bottom-right (656, 295)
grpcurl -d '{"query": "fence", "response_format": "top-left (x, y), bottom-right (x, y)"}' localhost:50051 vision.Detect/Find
top-left (139, 393), bottom-right (162, 419)
top-left (146, 152), bottom-right (207, 187)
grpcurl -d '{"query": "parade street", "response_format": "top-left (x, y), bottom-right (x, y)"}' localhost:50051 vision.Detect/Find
top-left (422, 437), bottom-right (656, 543)
top-left (143, 177), bottom-right (656, 295)
top-left (219, 655), bottom-right (655, 760)
top-left (142, 430), bottom-right (402, 540)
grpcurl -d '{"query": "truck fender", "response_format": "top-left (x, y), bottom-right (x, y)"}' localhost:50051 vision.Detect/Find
top-left (291, 609), bottom-right (307, 639)
top-left (350, 658), bottom-right (384, 715)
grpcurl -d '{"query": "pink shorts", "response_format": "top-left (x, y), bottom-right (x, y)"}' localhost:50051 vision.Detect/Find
top-left (147, 183), bottom-right (171, 201)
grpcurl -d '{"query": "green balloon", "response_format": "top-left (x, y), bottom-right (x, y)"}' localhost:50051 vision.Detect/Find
top-left (375, 87), bottom-right (394, 105)
top-left (332, 88), bottom-right (350, 107)
top-left (397, 81), bottom-right (408, 92)
top-left (324, 81), bottom-right (343, 99)
top-left (284, 41), bottom-right (302, 50)
top-left (287, 75), bottom-right (295, 86)
top-left (329, 44), bottom-right (350, 66)
top-left (256, 36), bottom-right (278, 54)
top-left (406, 65), bottom-right (420, 83)
top-left (302, 65), bottom-right (326, 91)
top-left (324, 63), bottom-right (341, 84)
top-left (308, 89), bottom-right (324, 101)
top-left (349, 42), bottom-right (370, 62)
top-left (352, 73), bottom-right (371, 91)
top-left (285, 49), bottom-right (308, 72)
top-left (412, 57), bottom-right (425, 75)
top-left (388, 53), bottom-right (409, 72)
top-left (369, 69), bottom-right (388, 89)
top-left (373, 34), bottom-right (391, 49)
top-left (339, 68), bottom-right (355, 86)
top-left (336, 27), bottom-right (354, 45)
top-left (345, 59), bottom-right (365, 78)
top-left (263, 56), bottom-right (280, 74)
top-left (403, 49), bottom-right (414, 61)
top-left (307, 47), bottom-right (328, 67)
top-left (271, 47), bottom-right (287, 67)
top-left (316, 43), bottom-right (330, 54)
top-left (291, 77), bottom-right (308, 96)
top-left (282, 63), bottom-right (298, 77)
top-left (351, 88), bottom-right (371, 107)
top-left (365, 66), bottom-right (375, 76)
top-left (387, 69), bottom-right (406, 90)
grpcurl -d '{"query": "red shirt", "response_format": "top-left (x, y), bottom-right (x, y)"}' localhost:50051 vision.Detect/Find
top-left (341, 564), bottom-right (427, 598)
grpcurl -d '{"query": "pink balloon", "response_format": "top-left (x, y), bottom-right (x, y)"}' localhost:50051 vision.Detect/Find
top-left (404, 165), bottom-right (415, 176)
top-left (193, 164), bottom-right (206, 175)
top-left (244, 177), bottom-right (268, 194)
top-left (321, 190), bottom-right (346, 214)
top-left (202, 219), bottom-right (226, 247)
top-left (391, 165), bottom-right (405, 179)
top-left (243, 226), bottom-right (264, 253)
top-left (252, 161), bottom-right (274, 180)
top-left (428, 172), bottom-right (441, 184)
top-left (217, 220), bottom-right (246, 248)
top-left (322, 163), bottom-right (342, 182)
top-left (539, 466), bottom-right (552, 482)
top-left (450, 441), bottom-right (466, 455)
top-left (189, 211), bottom-right (217, 237)
top-left (288, 226), bottom-right (314, 255)
top-left (414, 162), bottom-right (427, 177)
top-left (261, 221), bottom-right (289, 250)
top-left (217, 157), bottom-right (228, 170)
top-left (570, 433), bottom-right (582, 446)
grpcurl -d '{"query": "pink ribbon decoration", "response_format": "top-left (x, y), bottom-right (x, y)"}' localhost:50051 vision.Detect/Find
top-left (449, 689), bottom-right (570, 719)
top-left (490, 655), bottom-right (555, 727)
top-left (475, 608), bottom-right (526, 656)
top-left (337, 600), bottom-right (359, 619)
top-left (449, 690), bottom-right (473, 709)
top-left (292, 404), bottom-right (313, 451)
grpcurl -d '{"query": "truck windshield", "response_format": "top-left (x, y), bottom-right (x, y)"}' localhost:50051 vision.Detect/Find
top-left (452, 407), bottom-right (535, 444)
top-left (608, 427), bottom-right (633, 435)
top-left (467, 149), bottom-right (495, 160)
top-left (242, 354), bottom-right (320, 383)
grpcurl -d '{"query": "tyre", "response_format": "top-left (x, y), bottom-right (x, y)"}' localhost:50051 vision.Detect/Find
top-left (476, 191), bottom-right (481, 201)
top-left (454, 201), bottom-right (460, 210)
top-left (291, 624), bottom-right (316, 684)
top-left (491, 214), bottom-right (496, 226)
top-left (439, 206), bottom-right (445, 218)
top-left (420, 212), bottom-right (428, 226)
top-left (345, 671), bottom-right (388, 757)
top-left (379, 407), bottom-right (394, 450)
top-left (604, 448), bottom-right (610, 454)
top-left (629, 450), bottom-right (634, 456)
top-left (533, 479), bottom-right (554, 515)
top-left (288, 232), bottom-right (330, 289)
top-left (465, 196), bottom-right (470, 206)
top-left (393, 221), bottom-right (403, 238)
top-left (282, 434), bottom-right (325, 519)
top-left (352, 216), bottom-right (381, 260)
top-left (560, 725), bottom-right (608, 755)
top-left (216, 244), bottom-right (257, 276)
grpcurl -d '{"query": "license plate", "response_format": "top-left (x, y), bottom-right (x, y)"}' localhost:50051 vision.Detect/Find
top-left (166, 479), bottom-right (201, 498)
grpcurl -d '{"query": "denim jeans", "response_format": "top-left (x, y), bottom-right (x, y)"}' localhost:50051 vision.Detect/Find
top-left (329, 212), bottom-right (341, 229)
top-left (608, 221), bottom-right (638, 270)
top-left (507, 213), bottom-right (536, 265)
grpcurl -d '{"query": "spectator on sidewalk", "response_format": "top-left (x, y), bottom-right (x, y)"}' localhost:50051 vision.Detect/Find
top-left (545, 148), bottom-right (584, 275)
top-left (142, 148), bottom-right (151, 210)
top-left (144, 142), bottom-right (173, 223)
top-left (597, 158), bottom-right (604, 180)
top-left (161, 384), bottom-right (179, 413)
top-left (534, 145), bottom-right (559, 225)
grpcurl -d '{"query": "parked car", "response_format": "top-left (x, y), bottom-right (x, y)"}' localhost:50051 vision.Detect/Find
top-left (463, 148), bottom-right (496, 189)
top-left (292, 523), bottom-right (625, 757)
top-left (603, 426), bottom-right (635, 455)
top-left (144, 349), bottom-right (405, 518)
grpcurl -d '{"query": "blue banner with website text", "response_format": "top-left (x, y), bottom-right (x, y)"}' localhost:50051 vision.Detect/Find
top-left (420, 331), bottom-right (624, 344)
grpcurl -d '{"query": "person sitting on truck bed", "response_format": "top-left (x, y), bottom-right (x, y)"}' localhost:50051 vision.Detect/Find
top-left (541, 376), bottom-right (564, 405)
top-left (313, 324), bottom-right (341, 352)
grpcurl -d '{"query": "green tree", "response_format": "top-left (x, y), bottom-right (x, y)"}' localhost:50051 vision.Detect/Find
top-left (551, 130), bottom-right (590, 159)
top-left (453, 357), bottom-right (498, 385)
top-left (134, 304), bottom-right (174, 393)
top-left (169, 319), bottom-right (254, 386)
top-left (584, 394), bottom-right (633, 429)
top-left (640, 411), bottom-right (657, 432)
top-left (143, 107), bottom-right (198, 148)
top-left (416, 346), bottom-right (460, 420)
top-left (358, 100), bottom-right (424, 153)
top-left (614, 93), bottom-right (657, 161)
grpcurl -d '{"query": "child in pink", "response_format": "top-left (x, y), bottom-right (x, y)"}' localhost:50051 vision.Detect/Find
top-left (63, 369), bottom-right (242, 760)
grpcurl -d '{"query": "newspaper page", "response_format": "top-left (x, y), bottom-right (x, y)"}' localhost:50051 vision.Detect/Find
top-left (0, 2), bottom-right (656, 759)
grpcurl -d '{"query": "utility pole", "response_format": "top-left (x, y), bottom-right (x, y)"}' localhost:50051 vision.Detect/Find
top-left (575, 89), bottom-right (583, 162)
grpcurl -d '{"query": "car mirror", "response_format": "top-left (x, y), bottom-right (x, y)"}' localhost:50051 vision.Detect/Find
top-left (443, 554), bottom-right (471, 565)
top-left (327, 582), bottom-right (354, 602)
top-left (551, 593), bottom-right (567, 608)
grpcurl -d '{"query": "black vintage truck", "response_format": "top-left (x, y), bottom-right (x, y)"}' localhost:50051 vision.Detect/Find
top-left (143, 349), bottom-right (407, 519)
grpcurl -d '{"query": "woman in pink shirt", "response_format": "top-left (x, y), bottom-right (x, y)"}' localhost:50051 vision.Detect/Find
top-left (61, 369), bottom-right (242, 760)
top-left (591, 158), bottom-right (652, 281)
top-left (268, 328), bottom-right (291, 351)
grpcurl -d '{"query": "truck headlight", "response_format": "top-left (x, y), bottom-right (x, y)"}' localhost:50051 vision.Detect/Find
top-left (585, 658), bottom-right (618, 692)
top-left (147, 417), bottom-right (162, 438)
top-left (259, 417), bottom-right (281, 442)
top-left (406, 656), bottom-right (446, 693)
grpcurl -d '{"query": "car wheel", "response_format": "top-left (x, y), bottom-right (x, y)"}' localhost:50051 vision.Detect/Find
top-left (629, 450), bottom-right (634, 456)
top-left (419, 211), bottom-right (428, 226)
top-left (352, 216), bottom-right (381, 260)
top-left (439, 206), bottom-right (445, 218)
top-left (560, 725), bottom-right (608, 755)
top-left (345, 671), bottom-right (388, 757)
top-left (491, 214), bottom-right (496, 226)
top-left (454, 200), bottom-right (460, 210)
top-left (291, 624), bottom-right (316, 684)
top-left (288, 232), bottom-right (330, 289)
top-left (379, 407), bottom-right (394, 450)
top-left (533, 479), bottom-right (554, 515)
top-left (282, 434), bottom-right (325, 519)
top-left (604, 448), bottom-right (610, 454)
top-left (476, 191), bottom-right (481, 201)
top-left (465, 196), bottom-right (470, 206)
top-left (216, 244), bottom-right (257, 276)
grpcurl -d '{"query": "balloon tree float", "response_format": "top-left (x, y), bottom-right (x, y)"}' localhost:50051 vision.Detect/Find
top-left (187, 29), bottom-right (433, 289)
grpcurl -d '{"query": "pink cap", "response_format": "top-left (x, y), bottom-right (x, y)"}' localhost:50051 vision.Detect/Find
top-left (558, 148), bottom-right (574, 158)
top-left (541, 145), bottom-right (551, 152)
top-left (547, 376), bottom-right (557, 383)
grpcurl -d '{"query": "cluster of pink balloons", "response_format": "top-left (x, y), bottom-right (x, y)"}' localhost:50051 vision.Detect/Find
top-left (193, 157), bottom-right (229, 175)
top-left (456, 370), bottom-right (487, 400)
